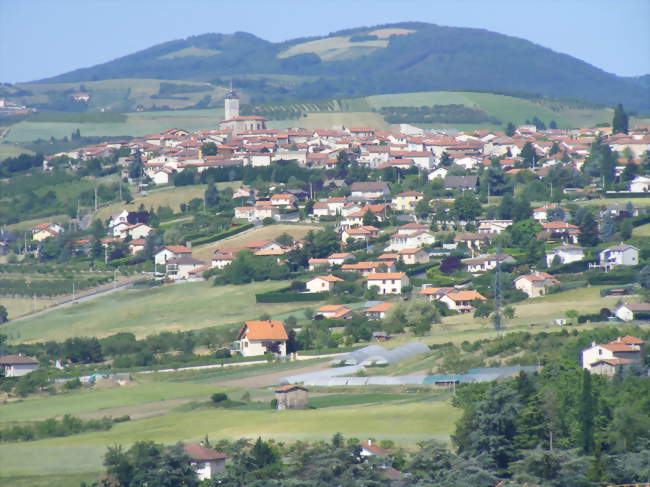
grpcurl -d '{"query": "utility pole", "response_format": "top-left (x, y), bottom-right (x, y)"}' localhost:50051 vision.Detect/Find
top-left (94, 186), bottom-right (98, 212)
top-left (72, 281), bottom-right (76, 302)
top-left (494, 242), bottom-right (504, 335)
top-left (24, 232), bottom-right (27, 254)
top-left (113, 269), bottom-right (117, 289)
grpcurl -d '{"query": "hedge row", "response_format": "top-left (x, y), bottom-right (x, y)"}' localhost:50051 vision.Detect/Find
top-left (587, 268), bottom-right (639, 285)
top-left (190, 223), bottom-right (254, 246)
top-left (631, 213), bottom-right (650, 228)
top-left (548, 258), bottom-right (596, 274)
top-left (256, 288), bottom-right (329, 303)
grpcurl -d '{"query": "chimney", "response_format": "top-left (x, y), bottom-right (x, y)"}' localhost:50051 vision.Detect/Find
top-left (367, 439), bottom-right (372, 446)
top-left (186, 241), bottom-right (192, 249)
top-left (591, 341), bottom-right (596, 347)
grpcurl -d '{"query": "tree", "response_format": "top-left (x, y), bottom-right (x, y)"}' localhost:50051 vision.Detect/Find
top-left (440, 256), bottom-right (462, 274)
top-left (511, 196), bottom-right (532, 222)
top-left (578, 212), bottom-right (600, 246)
top-left (621, 162), bottom-right (639, 182)
top-left (454, 194), bottom-right (482, 221)
top-left (578, 369), bottom-right (595, 454)
top-left (546, 206), bottom-right (565, 222)
top-left (519, 142), bottom-right (537, 167)
top-left (549, 120), bottom-right (558, 129)
top-left (275, 232), bottom-right (294, 248)
top-left (362, 209), bottom-right (379, 227)
top-left (505, 122), bottom-right (516, 137)
top-left (204, 182), bottom-right (219, 209)
top-left (612, 103), bottom-right (629, 134)
top-left (498, 193), bottom-right (514, 220)
top-left (201, 142), bottom-right (218, 156)
top-left (0, 305), bottom-right (7, 324)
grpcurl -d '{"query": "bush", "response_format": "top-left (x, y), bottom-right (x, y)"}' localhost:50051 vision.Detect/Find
top-left (213, 348), bottom-right (231, 359)
top-left (256, 289), bottom-right (329, 303)
top-left (190, 222), bottom-right (253, 246)
top-left (270, 398), bottom-right (278, 409)
top-left (211, 392), bottom-right (229, 404)
top-left (62, 378), bottom-right (82, 390)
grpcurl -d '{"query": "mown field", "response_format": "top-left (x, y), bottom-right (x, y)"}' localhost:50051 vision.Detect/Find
top-left (2, 279), bottom-right (321, 343)
top-left (0, 296), bottom-right (55, 320)
top-left (192, 222), bottom-right (322, 260)
top-left (634, 222), bottom-right (650, 237)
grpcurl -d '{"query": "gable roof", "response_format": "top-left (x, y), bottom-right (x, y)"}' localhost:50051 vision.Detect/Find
top-left (367, 272), bottom-right (407, 280)
top-left (183, 444), bottom-right (228, 461)
top-left (162, 245), bottom-right (192, 254)
top-left (0, 354), bottom-right (39, 365)
top-left (239, 320), bottom-right (288, 341)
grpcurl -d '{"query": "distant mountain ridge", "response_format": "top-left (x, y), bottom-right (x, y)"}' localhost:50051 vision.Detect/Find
top-left (39, 22), bottom-right (650, 111)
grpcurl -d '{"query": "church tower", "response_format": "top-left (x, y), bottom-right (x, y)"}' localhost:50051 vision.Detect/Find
top-left (224, 81), bottom-right (239, 121)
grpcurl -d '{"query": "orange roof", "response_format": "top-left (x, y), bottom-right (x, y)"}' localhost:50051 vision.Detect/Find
top-left (365, 302), bottom-right (396, 312)
top-left (164, 245), bottom-right (192, 254)
top-left (329, 252), bottom-right (351, 259)
top-left (602, 342), bottom-right (638, 353)
top-left (239, 320), bottom-right (288, 341)
top-left (443, 290), bottom-right (486, 301)
top-left (317, 305), bottom-right (350, 312)
top-left (367, 272), bottom-right (407, 280)
top-left (399, 248), bottom-right (425, 255)
top-left (419, 287), bottom-right (454, 295)
top-left (312, 275), bottom-right (344, 283)
top-left (618, 335), bottom-right (645, 345)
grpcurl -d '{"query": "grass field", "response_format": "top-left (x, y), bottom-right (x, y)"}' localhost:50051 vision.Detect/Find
top-left (575, 197), bottom-right (650, 207)
top-left (278, 35), bottom-right (389, 61)
top-left (0, 399), bottom-right (458, 480)
top-left (5, 107), bottom-right (226, 142)
top-left (1, 296), bottom-right (55, 319)
top-left (192, 223), bottom-right (322, 260)
top-left (3, 280), bottom-right (319, 343)
top-left (634, 223), bottom-right (650, 237)
top-left (0, 143), bottom-right (33, 160)
top-left (94, 182), bottom-right (239, 221)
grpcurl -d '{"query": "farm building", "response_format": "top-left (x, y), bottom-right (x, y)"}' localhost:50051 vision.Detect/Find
top-left (275, 385), bottom-right (309, 410)
top-left (0, 354), bottom-right (39, 377)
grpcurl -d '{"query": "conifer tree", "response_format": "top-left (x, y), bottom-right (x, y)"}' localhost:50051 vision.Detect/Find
top-left (612, 103), bottom-right (629, 134)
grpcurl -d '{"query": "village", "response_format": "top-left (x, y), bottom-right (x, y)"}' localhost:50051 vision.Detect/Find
top-left (1, 87), bottom-right (650, 486)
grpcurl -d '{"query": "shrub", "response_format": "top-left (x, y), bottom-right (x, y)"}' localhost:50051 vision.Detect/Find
top-left (211, 392), bottom-right (228, 404)
top-left (62, 378), bottom-right (82, 390)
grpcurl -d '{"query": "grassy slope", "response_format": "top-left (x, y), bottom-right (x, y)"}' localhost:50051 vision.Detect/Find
top-left (1, 297), bottom-right (55, 320)
top-left (0, 143), bottom-right (33, 160)
top-left (3, 280), bottom-right (318, 343)
top-left (0, 400), bottom-right (458, 478)
top-left (633, 223), bottom-right (650, 237)
top-left (192, 223), bottom-right (322, 260)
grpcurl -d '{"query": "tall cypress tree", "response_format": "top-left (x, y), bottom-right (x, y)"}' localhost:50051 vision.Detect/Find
top-left (612, 103), bottom-right (629, 134)
top-left (579, 369), bottom-right (595, 454)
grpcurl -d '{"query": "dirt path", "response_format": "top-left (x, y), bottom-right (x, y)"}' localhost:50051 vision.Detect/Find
top-left (213, 362), bottom-right (330, 388)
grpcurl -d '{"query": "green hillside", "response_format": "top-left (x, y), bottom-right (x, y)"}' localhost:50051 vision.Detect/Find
top-left (28, 22), bottom-right (649, 111)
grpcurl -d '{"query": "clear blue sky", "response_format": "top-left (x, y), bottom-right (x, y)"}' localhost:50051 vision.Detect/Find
top-left (1, 0), bottom-right (649, 83)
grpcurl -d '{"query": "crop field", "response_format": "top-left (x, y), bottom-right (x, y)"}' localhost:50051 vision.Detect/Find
top-left (192, 223), bottom-right (322, 260)
top-left (278, 35), bottom-right (389, 61)
top-left (2, 280), bottom-right (319, 343)
top-left (0, 143), bottom-right (33, 160)
top-left (633, 223), bottom-right (650, 237)
top-left (5, 107), bottom-right (226, 143)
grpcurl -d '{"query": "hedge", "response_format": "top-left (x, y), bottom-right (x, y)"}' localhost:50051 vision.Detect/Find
top-left (190, 223), bottom-right (253, 246)
top-left (405, 262), bottom-right (438, 277)
top-left (587, 268), bottom-right (639, 285)
top-left (631, 213), bottom-right (650, 228)
top-left (549, 258), bottom-right (597, 274)
top-left (256, 289), bottom-right (329, 303)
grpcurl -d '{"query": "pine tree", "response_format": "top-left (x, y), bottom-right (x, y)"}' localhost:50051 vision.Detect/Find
top-left (519, 142), bottom-right (537, 167)
top-left (578, 212), bottom-right (600, 247)
top-left (505, 122), bottom-right (516, 137)
top-left (612, 103), bottom-right (629, 134)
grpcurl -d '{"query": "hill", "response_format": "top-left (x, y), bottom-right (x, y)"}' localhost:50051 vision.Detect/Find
top-left (32, 22), bottom-right (650, 111)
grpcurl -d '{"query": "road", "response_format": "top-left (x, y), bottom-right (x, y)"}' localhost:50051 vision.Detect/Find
top-left (9, 275), bottom-right (146, 323)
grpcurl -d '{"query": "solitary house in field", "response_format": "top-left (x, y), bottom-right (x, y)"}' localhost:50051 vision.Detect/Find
top-left (236, 320), bottom-right (288, 357)
top-left (183, 443), bottom-right (228, 481)
top-left (275, 384), bottom-right (309, 410)
top-left (0, 354), bottom-right (39, 377)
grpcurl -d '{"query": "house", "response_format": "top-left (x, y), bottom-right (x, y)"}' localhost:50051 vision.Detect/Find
top-left (342, 261), bottom-right (395, 276)
top-left (615, 303), bottom-right (650, 322)
top-left (533, 204), bottom-right (560, 223)
top-left (0, 354), bottom-right (39, 377)
top-left (388, 230), bottom-right (435, 251)
top-left (128, 239), bottom-right (146, 255)
top-left (599, 244), bottom-right (639, 271)
top-left (350, 181), bottom-right (390, 200)
top-left (341, 226), bottom-right (380, 245)
top-left (212, 249), bottom-right (237, 269)
top-left (360, 440), bottom-right (390, 458)
top-left (245, 240), bottom-right (282, 252)
top-left (305, 275), bottom-right (343, 293)
top-left (513, 271), bottom-right (560, 298)
top-left (363, 301), bottom-right (396, 320)
top-left (546, 244), bottom-right (585, 267)
top-left (418, 286), bottom-right (456, 302)
top-left (398, 248), bottom-right (430, 265)
top-left (443, 175), bottom-right (479, 191)
top-left (270, 193), bottom-right (297, 208)
top-left (236, 320), bottom-right (288, 357)
top-left (366, 272), bottom-right (409, 295)
top-left (307, 258), bottom-right (329, 271)
top-left (315, 304), bottom-right (354, 319)
top-left (541, 221), bottom-right (580, 244)
top-left (327, 252), bottom-right (354, 266)
top-left (629, 175), bottom-right (650, 192)
top-left (118, 223), bottom-right (151, 240)
top-left (462, 253), bottom-right (515, 273)
top-left (183, 443), bottom-right (228, 481)
top-left (477, 220), bottom-right (512, 234)
top-left (392, 191), bottom-right (424, 211)
top-left (453, 232), bottom-right (491, 251)
top-left (275, 385), bottom-right (309, 410)
top-left (31, 222), bottom-right (63, 241)
top-left (439, 290), bottom-right (487, 313)
top-left (165, 256), bottom-right (207, 280)
top-left (154, 245), bottom-right (192, 265)
top-left (581, 336), bottom-right (645, 375)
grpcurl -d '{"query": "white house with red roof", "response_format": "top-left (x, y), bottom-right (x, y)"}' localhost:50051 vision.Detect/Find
top-left (183, 443), bottom-right (228, 480)
top-left (438, 290), bottom-right (487, 313)
top-left (315, 304), bottom-right (354, 319)
top-left (614, 303), bottom-right (650, 322)
top-left (366, 272), bottom-right (409, 295)
top-left (306, 275), bottom-right (344, 293)
top-left (236, 320), bottom-right (288, 357)
top-left (154, 245), bottom-right (192, 265)
top-left (363, 301), bottom-right (396, 320)
top-left (581, 336), bottom-right (645, 375)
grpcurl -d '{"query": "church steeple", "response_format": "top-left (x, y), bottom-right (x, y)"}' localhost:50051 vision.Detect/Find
top-left (224, 80), bottom-right (239, 121)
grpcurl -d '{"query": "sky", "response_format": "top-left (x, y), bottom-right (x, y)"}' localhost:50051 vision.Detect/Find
top-left (1, 0), bottom-right (649, 83)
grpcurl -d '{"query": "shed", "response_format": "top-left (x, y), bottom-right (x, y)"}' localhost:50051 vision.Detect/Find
top-left (275, 385), bottom-right (309, 409)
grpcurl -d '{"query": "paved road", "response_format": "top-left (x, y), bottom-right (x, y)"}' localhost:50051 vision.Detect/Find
top-left (9, 276), bottom-right (146, 323)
